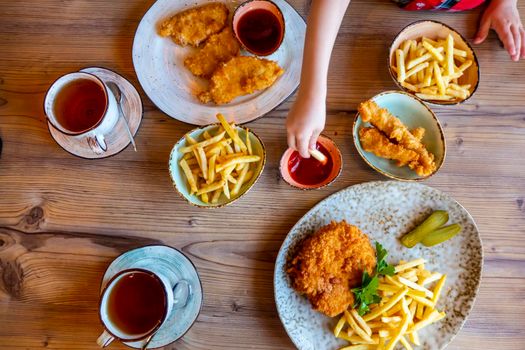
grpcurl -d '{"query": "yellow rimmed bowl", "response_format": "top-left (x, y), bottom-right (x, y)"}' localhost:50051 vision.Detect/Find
top-left (168, 123), bottom-right (266, 208)
top-left (353, 91), bottom-right (446, 181)
top-left (389, 20), bottom-right (480, 105)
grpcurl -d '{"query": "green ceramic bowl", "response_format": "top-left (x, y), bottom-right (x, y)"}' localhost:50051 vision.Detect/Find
top-left (169, 123), bottom-right (266, 208)
top-left (353, 91), bottom-right (446, 181)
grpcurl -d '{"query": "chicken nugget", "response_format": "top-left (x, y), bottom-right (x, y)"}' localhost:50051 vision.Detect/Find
top-left (184, 28), bottom-right (240, 78)
top-left (198, 56), bottom-right (284, 104)
top-left (359, 127), bottom-right (420, 167)
top-left (159, 2), bottom-right (229, 47)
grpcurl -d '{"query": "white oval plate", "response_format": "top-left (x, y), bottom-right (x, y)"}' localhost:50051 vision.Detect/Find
top-left (132, 0), bottom-right (305, 125)
top-left (274, 181), bottom-right (483, 350)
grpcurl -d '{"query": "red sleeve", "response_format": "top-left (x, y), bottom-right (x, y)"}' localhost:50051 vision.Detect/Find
top-left (402, 0), bottom-right (485, 11)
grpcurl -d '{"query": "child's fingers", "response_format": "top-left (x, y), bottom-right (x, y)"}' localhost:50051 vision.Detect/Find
top-left (474, 15), bottom-right (491, 44)
top-left (308, 130), bottom-right (321, 150)
top-left (497, 24), bottom-right (516, 57)
top-left (511, 25), bottom-right (521, 61)
top-left (296, 135), bottom-right (310, 158)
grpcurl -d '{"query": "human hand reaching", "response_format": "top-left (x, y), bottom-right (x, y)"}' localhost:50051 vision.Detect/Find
top-left (286, 93), bottom-right (326, 158)
top-left (474, 0), bottom-right (525, 61)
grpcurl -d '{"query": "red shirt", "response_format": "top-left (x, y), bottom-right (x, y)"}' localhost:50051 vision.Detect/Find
top-left (395, 0), bottom-right (485, 11)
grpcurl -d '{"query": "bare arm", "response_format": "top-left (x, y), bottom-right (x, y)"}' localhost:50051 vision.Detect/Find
top-left (286, 0), bottom-right (351, 157)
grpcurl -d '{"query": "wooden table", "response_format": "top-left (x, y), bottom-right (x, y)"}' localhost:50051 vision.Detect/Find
top-left (1, 0), bottom-right (524, 349)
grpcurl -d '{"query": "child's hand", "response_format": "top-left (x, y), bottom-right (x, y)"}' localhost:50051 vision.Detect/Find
top-left (474, 0), bottom-right (525, 61)
top-left (286, 94), bottom-right (326, 158)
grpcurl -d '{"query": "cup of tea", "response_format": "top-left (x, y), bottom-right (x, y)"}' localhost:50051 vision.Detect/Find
top-left (97, 268), bottom-right (190, 348)
top-left (44, 72), bottom-right (119, 154)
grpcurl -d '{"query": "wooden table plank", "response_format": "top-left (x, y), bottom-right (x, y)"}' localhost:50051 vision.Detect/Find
top-left (1, 0), bottom-right (524, 349)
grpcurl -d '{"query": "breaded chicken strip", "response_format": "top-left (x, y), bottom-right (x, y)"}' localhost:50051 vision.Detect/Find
top-left (358, 100), bottom-right (436, 176)
top-left (359, 127), bottom-right (420, 167)
top-left (198, 56), bottom-right (284, 104)
top-left (287, 221), bottom-right (376, 317)
top-left (159, 3), bottom-right (229, 47)
top-left (184, 28), bottom-right (240, 78)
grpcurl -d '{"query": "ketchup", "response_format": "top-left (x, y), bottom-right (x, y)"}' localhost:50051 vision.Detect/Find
top-left (237, 8), bottom-right (283, 56)
top-left (288, 143), bottom-right (333, 185)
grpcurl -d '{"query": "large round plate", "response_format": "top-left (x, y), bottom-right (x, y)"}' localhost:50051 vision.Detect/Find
top-left (132, 0), bottom-right (305, 125)
top-left (274, 181), bottom-right (483, 350)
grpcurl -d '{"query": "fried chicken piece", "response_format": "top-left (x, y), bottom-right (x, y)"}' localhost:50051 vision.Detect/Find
top-left (358, 100), bottom-right (436, 176)
top-left (411, 127), bottom-right (425, 141)
top-left (287, 221), bottom-right (376, 317)
top-left (184, 28), bottom-right (240, 78)
top-left (359, 127), bottom-right (420, 167)
top-left (159, 3), bottom-right (229, 47)
top-left (198, 56), bottom-right (284, 104)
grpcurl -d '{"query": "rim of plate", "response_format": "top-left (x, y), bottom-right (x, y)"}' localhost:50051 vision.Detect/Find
top-left (273, 180), bottom-right (483, 350)
top-left (132, 0), bottom-right (306, 126)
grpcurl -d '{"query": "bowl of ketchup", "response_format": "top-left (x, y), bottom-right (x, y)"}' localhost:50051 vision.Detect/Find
top-left (280, 135), bottom-right (343, 190)
top-left (232, 0), bottom-right (285, 56)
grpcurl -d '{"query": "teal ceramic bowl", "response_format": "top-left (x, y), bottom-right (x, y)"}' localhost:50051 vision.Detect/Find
top-left (353, 91), bottom-right (446, 181)
top-left (169, 123), bottom-right (266, 208)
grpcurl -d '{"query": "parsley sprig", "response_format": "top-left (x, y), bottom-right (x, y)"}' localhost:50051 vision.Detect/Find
top-left (351, 242), bottom-right (395, 316)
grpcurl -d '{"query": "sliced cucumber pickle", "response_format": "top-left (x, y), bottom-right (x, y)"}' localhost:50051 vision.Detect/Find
top-left (400, 210), bottom-right (449, 248)
top-left (421, 223), bottom-right (462, 247)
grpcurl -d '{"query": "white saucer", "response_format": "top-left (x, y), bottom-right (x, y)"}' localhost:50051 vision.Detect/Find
top-left (48, 67), bottom-right (143, 159)
top-left (100, 245), bottom-right (203, 349)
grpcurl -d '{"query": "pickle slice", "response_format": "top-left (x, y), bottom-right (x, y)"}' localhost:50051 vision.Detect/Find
top-left (421, 223), bottom-right (462, 247)
top-left (400, 210), bottom-right (449, 248)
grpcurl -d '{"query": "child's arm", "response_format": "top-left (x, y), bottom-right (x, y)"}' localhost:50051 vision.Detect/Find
top-left (286, 0), bottom-right (351, 158)
top-left (474, 0), bottom-right (525, 61)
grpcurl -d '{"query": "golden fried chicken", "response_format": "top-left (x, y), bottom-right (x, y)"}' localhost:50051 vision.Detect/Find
top-left (287, 221), bottom-right (376, 317)
top-left (358, 100), bottom-right (436, 176)
top-left (159, 3), bottom-right (229, 47)
top-left (359, 127), bottom-right (420, 167)
top-left (184, 28), bottom-right (240, 78)
top-left (198, 56), bottom-right (284, 104)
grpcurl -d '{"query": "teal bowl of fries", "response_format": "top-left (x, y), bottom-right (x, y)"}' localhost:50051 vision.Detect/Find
top-left (169, 122), bottom-right (266, 208)
top-left (353, 91), bottom-right (446, 181)
top-left (388, 20), bottom-right (480, 105)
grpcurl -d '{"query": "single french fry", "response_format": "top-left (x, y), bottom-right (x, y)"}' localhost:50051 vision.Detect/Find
top-left (211, 188), bottom-right (222, 203)
top-left (339, 345), bottom-right (374, 350)
top-left (399, 335), bottom-right (414, 350)
top-left (446, 88), bottom-right (468, 100)
top-left (196, 147), bottom-right (208, 180)
top-left (385, 312), bottom-right (409, 350)
top-left (185, 134), bottom-right (197, 145)
top-left (446, 34), bottom-right (455, 76)
top-left (410, 294), bottom-right (435, 308)
top-left (407, 52), bottom-right (433, 70)
top-left (416, 301), bottom-right (425, 319)
top-left (201, 192), bottom-right (209, 203)
top-left (431, 274), bottom-right (447, 304)
top-left (432, 61), bottom-right (446, 95)
top-left (203, 130), bottom-right (212, 140)
top-left (215, 155), bottom-right (261, 172)
top-left (216, 113), bottom-right (247, 152)
top-left (345, 310), bottom-right (373, 342)
top-left (351, 309), bottom-right (372, 336)
top-left (364, 287), bottom-right (409, 321)
top-left (381, 316), bottom-right (402, 323)
top-left (453, 48), bottom-right (468, 57)
top-left (422, 41), bottom-right (444, 61)
top-left (180, 159), bottom-right (198, 194)
top-left (419, 86), bottom-right (438, 95)
top-left (395, 259), bottom-right (426, 273)
top-left (409, 40), bottom-right (417, 62)
top-left (408, 330), bottom-right (421, 346)
top-left (396, 49), bottom-right (406, 82)
top-left (397, 276), bottom-right (434, 299)
top-left (401, 39), bottom-right (412, 57)
top-left (179, 131), bottom-right (226, 154)
top-left (457, 60), bottom-right (473, 72)
top-left (333, 315), bottom-right (346, 337)
top-left (405, 62), bottom-right (429, 80)
top-left (245, 129), bottom-right (252, 155)
top-left (208, 154), bottom-right (217, 183)
top-left (422, 37), bottom-right (439, 46)
top-left (401, 81), bottom-right (418, 92)
top-left (309, 148), bottom-right (328, 164)
top-left (196, 180), bottom-right (225, 195)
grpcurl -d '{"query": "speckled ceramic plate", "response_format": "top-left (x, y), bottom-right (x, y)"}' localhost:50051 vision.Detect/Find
top-left (274, 181), bottom-right (482, 350)
top-left (100, 245), bottom-right (203, 349)
top-left (132, 0), bottom-right (305, 125)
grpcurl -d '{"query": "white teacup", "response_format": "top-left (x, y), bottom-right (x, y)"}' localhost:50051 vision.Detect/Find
top-left (44, 72), bottom-right (119, 154)
top-left (97, 268), bottom-right (190, 348)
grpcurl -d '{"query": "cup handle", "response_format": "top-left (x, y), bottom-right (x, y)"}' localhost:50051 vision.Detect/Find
top-left (96, 330), bottom-right (114, 348)
top-left (87, 134), bottom-right (107, 154)
top-left (172, 279), bottom-right (191, 309)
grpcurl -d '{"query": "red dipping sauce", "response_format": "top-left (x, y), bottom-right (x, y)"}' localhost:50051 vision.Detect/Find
top-left (236, 8), bottom-right (283, 56)
top-left (288, 143), bottom-right (334, 185)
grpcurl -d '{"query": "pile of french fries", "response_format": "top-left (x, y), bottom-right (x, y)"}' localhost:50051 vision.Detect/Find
top-left (178, 113), bottom-right (261, 204)
top-left (392, 34), bottom-right (473, 102)
top-left (334, 258), bottom-right (447, 350)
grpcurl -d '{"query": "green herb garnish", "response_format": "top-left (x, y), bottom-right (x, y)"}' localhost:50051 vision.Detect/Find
top-left (351, 242), bottom-right (395, 316)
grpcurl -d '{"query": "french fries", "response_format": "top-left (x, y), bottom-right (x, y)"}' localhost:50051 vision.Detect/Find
top-left (178, 114), bottom-right (261, 204)
top-left (392, 34), bottom-right (473, 102)
top-left (334, 258), bottom-right (447, 350)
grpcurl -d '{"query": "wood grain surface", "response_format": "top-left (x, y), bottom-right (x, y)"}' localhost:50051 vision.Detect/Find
top-left (1, 0), bottom-right (524, 349)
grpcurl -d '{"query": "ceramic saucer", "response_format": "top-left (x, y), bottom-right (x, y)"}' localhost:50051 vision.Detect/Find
top-left (100, 245), bottom-right (203, 349)
top-left (48, 67), bottom-right (143, 159)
